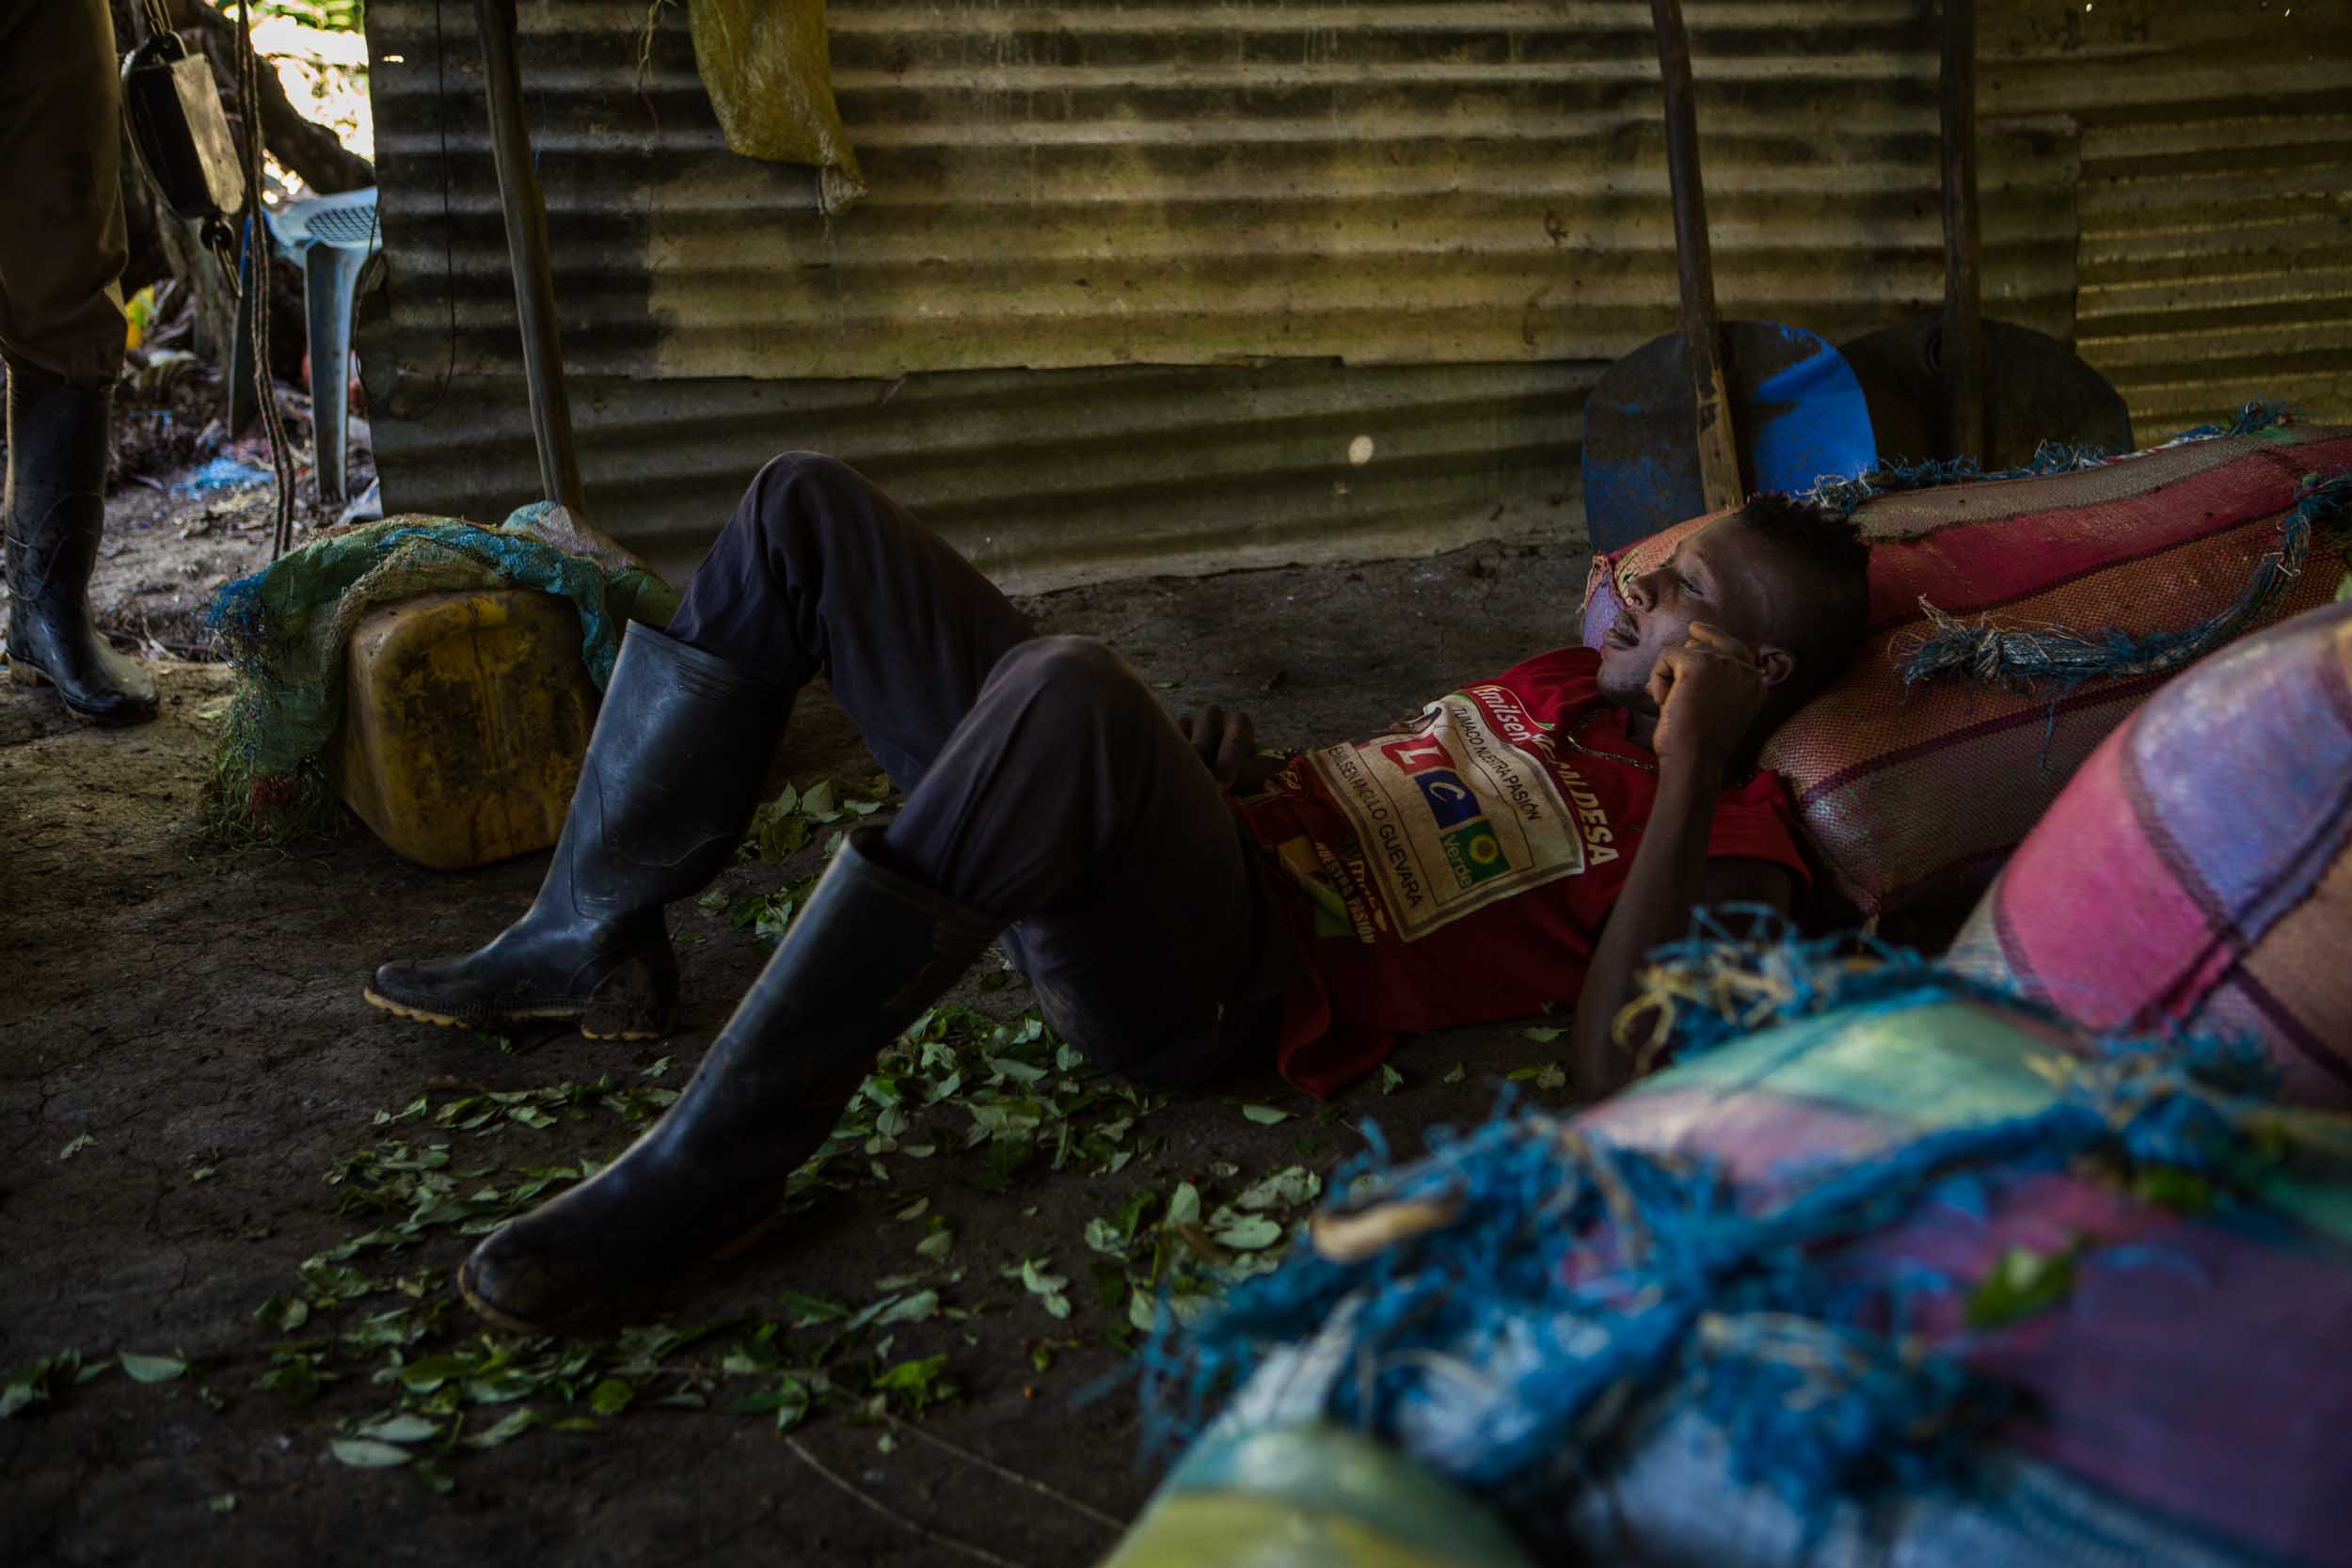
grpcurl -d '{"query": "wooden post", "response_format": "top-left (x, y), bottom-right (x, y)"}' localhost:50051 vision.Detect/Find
top-left (1940, 0), bottom-right (1988, 463)
top-left (474, 0), bottom-right (585, 513)
top-left (1650, 0), bottom-right (1742, 512)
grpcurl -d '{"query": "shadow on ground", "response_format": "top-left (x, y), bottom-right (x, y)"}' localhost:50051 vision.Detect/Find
top-left (1, 537), bottom-right (1594, 1568)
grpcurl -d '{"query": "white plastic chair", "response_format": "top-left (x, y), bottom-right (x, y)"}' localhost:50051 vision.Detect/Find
top-left (228, 186), bottom-right (384, 505)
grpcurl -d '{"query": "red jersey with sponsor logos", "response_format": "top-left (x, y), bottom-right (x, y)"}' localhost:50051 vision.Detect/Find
top-left (1235, 645), bottom-right (1808, 1097)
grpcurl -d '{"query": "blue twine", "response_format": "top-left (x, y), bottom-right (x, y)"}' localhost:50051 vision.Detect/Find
top-left (1894, 469), bottom-right (2351, 696)
top-left (1622, 907), bottom-right (2277, 1096)
top-left (1803, 399), bottom-right (2295, 520)
top-left (1139, 936), bottom-right (2286, 1540)
top-left (1792, 400), bottom-right (2344, 704)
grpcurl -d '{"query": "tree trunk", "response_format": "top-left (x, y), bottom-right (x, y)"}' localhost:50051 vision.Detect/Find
top-left (114, 0), bottom-right (373, 407)
top-left (186, 18), bottom-right (376, 197)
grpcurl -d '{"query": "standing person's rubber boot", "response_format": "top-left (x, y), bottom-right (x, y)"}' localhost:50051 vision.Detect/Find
top-left (364, 623), bottom-right (790, 1040)
top-left (458, 830), bottom-right (997, 1331)
top-left (3, 356), bottom-right (156, 723)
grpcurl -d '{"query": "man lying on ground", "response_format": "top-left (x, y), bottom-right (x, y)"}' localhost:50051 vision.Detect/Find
top-left (363, 456), bottom-right (1871, 1332)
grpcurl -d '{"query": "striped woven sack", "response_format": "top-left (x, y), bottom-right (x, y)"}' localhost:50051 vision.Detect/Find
top-left (1137, 990), bottom-right (2352, 1568)
top-left (1580, 419), bottom-right (2352, 914)
top-left (1951, 600), bottom-right (2352, 1106)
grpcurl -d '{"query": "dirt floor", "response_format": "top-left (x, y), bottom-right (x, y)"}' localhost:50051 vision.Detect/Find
top-left (1, 464), bottom-right (1598, 1567)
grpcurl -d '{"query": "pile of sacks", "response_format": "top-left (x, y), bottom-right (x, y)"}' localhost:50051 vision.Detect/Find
top-left (1101, 418), bottom-right (2352, 1568)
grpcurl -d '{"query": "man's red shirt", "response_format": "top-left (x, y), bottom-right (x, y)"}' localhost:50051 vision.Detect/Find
top-left (1235, 645), bottom-right (1809, 1096)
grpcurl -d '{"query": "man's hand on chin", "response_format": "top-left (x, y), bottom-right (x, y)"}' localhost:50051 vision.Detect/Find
top-left (1573, 622), bottom-right (1792, 1098)
top-left (1645, 622), bottom-right (1769, 774)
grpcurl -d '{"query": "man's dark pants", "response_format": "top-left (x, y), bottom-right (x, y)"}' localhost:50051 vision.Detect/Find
top-left (667, 453), bottom-right (1294, 1086)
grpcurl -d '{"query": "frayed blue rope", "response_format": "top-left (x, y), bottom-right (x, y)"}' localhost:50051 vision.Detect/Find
top-left (1140, 936), bottom-right (2283, 1540)
top-left (1803, 399), bottom-right (2296, 520)
top-left (1620, 907), bottom-right (2278, 1097)
top-left (1612, 905), bottom-right (2061, 1069)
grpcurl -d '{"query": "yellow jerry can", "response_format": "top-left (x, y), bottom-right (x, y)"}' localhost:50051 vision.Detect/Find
top-left (328, 588), bottom-right (600, 870)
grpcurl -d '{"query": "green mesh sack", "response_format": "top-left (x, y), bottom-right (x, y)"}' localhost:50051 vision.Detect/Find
top-left (205, 502), bottom-right (679, 835)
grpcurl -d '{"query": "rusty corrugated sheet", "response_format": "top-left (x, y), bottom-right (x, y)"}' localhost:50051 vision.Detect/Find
top-left (1983, 1), bottom-right (2352, 431)
top-left (369, 358), bottom-right (1597, 592)
top-left (358, 1), bottom-right (2081, 590)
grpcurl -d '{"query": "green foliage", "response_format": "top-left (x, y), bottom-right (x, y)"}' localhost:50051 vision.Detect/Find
top-left (740, 774), bottom-right (895, 863)
top-left (1, 1350), bottom-right (103, 1419)
top-left (118, 1352), bottom-right (189, 1384)
top-left (97, 969), bottom-right (1355, 1494)
top-left (254, 1), bottom-right (366, 32)
top-left (1507, 1061), bottom-right (1568, 1091)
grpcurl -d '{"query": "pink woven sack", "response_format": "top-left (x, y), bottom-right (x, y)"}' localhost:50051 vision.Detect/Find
top-left (1950, 600), bottom-right (2352, 1106)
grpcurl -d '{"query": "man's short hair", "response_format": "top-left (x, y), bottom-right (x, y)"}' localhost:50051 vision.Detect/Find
top-left (1736, 491), bottom-right (1871, 691)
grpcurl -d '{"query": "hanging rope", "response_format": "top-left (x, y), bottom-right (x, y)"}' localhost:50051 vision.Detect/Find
top-left (229, 0), bottom-right (300, 561)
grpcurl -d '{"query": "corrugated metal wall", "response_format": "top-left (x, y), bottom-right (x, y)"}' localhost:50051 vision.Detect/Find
top-left (356, 1), bottom-right (2343, 592)
top-left (1982, 1), bottom-right (2352, 432)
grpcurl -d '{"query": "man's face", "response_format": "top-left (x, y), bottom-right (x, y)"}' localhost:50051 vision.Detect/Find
top-left (1594, 517), bottom-right (1799, 709)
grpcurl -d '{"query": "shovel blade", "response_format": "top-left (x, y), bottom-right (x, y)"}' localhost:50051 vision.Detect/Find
top-left (1840, 316), bottom-right (2134, 471)
top-left (1581, 321), bottom-right (1878, 554)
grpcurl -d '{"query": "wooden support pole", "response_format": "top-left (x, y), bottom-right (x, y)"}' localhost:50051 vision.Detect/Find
top-left (1940, 0), bottom-right (1988, 464)
top-left (1650, 0), bottom-right (1743, 512)
top-left (474, 0), bottom-right (585, 513)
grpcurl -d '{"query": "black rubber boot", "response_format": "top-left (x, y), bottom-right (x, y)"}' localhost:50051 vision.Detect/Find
top-left (4, 356), bottom-right (157, 723)
top-left (364, 623), bottom-right (790, 1040)
top-left (458, 830), bottom-right (998, 1331)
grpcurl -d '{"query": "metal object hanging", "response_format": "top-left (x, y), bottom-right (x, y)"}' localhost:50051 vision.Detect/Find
top-left (119, 24), bottom-right (246, 251)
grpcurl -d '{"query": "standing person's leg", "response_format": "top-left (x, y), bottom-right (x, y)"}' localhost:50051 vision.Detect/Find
top-left (458, 635), bottom-right (1293, 1330)
top-left (0, 0), bottom-right (156, 722)
top-left (366, 453), bottom-right (1035, 1037)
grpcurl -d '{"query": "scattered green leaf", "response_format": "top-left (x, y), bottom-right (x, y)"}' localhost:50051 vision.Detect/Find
top-left (2, 1351), bottom-right (87, 1419)
top-left (869, 1355), bottom-right (954, 1415)
top-left (914, 1219), bottom-right (955, 1261)
top-left (1015, 1259), bottom-right (1073, 1320)
top-left (875, 1291), bottom-right (939, 1325)
top-left (463, 1407), bottom-right (540, 1449)
top-left (330, 1437), bottom-right (414, 1468)
top-left (1964, 1243), bottom-right (2083, 1330)
top-left (354, 1412), bottom-right (441, 1443)
top-left (118, 1352), bottom-right (187, 1384)
top-left (253, 1294), bottom-right (310, 1333)
top-left (1234, 1166), bottom-right (1321, 1212)
top-left (1207, 1212), bottom-right (1283, 1251)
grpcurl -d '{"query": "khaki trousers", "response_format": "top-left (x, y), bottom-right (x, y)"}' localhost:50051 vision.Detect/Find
top-left (0, 0), bottom-right (128, 388)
